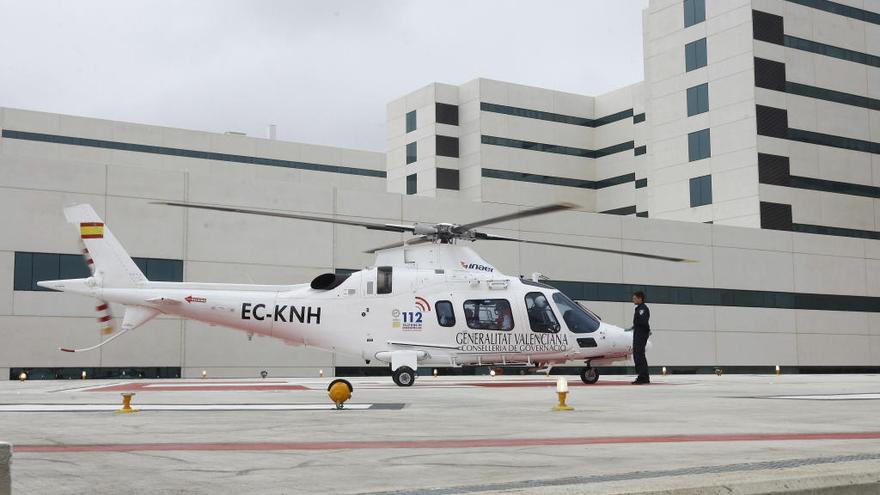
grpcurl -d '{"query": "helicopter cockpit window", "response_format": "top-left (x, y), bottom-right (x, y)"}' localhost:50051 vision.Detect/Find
top-left (525, 292), bottom-right (560, 333)
top-left (436, 300), bottom-right (456, 327)
top-left (463, 299), bottom-right (514, 331)
top-left (552, 292), bottom-right (600, 333)
top-left (377, 266), bottom-right (392, 295)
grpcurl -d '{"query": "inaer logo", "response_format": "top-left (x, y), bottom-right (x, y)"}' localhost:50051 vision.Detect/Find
top-left (460, 261), bottom-right (494, 272)
top-left (241, 303), bottom-right (321, 324)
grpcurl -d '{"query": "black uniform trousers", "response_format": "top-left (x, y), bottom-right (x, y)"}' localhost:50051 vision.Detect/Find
top-left (632, 328), bottom-right (650, 379)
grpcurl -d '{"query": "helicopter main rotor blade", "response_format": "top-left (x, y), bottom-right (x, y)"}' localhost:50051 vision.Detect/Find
top-left (453, 202), bottom-right (578, 233)
top-left (155, 201), bottom-right (414, 233)
top-left (364, 235), bottom-right (432, 254)
top-left (477, 233), bottom-right (696, 263)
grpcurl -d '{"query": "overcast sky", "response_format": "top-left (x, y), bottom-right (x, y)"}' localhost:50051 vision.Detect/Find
top-left (0, 1), bottom-right (648, 152)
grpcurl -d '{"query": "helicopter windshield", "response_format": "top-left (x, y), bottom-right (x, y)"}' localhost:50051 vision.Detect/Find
top-left (552, 292), bottom-right (600, 333)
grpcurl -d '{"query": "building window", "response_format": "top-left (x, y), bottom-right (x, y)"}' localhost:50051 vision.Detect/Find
top-left (435, 135), bottom-right (459, 158)
top-left (752, 10), bottom-right (784, 45)
top-left (463, 299), bottom-right (514, 331)
top-left (684, 0), bottom-right (706, 27)
top-left (760, 202), bottom-right (793, 231)
top-left (633, 112), bottom-right (646, 124)
top-left (406, 173), bottom-right (417, 195)
top-left (406, 110), bottom-right (416, 133)
top-left (685, 38), bottom-right (708, 72)
top-left (687, 83), bottom-right (709, 116)
top-left (755, 105), bottom-right (788, 139)
top-left (406, 142), bottom-right (417, 164)
top-left (754, 57), bottom-right (786, 91)
top-left (688, 128), bottom-right (711, 161)
top-left (689, 175), bottom-right (713, 207)
top-left (435, 103), bottom-right (459, 126)
top-left (436, 168), bottom-right (460, 190)
top-left (634, 145), bottom-right (647, 156)
top-left (436, 300), bottom-right (456, 327)
top-left (14, 252), bottom-right (182, 290)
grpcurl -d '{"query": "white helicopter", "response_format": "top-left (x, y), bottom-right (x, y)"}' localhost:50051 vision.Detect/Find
top-left (39, 202), bottom-right (690, 386)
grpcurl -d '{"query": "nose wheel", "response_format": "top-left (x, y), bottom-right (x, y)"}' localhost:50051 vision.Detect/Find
top-left (580, 366), bottom-right (599, 384)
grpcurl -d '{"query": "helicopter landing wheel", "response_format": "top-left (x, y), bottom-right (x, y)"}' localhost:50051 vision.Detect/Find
top-left (580, 366), bottom-right (599, 384)
top-left (392, 366), bottom-right (416, 387)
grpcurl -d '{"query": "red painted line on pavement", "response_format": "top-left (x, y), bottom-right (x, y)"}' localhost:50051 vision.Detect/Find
top-left (15, 432), bottom-right (880, 454)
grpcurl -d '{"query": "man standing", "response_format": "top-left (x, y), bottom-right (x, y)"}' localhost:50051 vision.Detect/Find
top-left (631, 291), bottom-right (651, 384)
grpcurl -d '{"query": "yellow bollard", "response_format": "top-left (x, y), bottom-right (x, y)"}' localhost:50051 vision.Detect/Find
top-left (775, 365), bottom-right (781, 376)
top-left (327, 379), bottom-right (353, 410)
top-left (116, 392), bottom-right (139, 414)
top-left (552, 377), bottom-right (574, 411)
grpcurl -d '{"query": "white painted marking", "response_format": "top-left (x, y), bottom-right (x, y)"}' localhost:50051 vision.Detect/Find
top-left (772, 394), bottom-right (880, 400)
top-left (0, 403), bottom-right (372, 412)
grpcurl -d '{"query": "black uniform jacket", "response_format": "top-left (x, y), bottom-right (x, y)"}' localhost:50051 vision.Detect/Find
top-left (633, 303), bottom-right (650, 332)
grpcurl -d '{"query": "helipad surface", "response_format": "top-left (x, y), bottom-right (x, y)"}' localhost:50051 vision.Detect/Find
top-left (1, 374), bottom-right (879, 494)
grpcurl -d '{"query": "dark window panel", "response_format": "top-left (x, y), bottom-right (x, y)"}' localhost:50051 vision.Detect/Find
top-left (757, 153), bottom-right (791, 186)
top-left (793, 223), bottom-right (880, 240)
top-left (754, 57), bottom-right (787, 91)
top-left (481, 135), bottom-right (633, 159)
top-left (435, 135), bottom-right (459, 158)
top-left (482, 169), bottom-right (634, 189)
top-left (13, 252), bottom-right (33, 291)
top-left (786, 81), bottom-right (880, 111)
top-left (435, 103), bottom-right (459, 126)
top-left (633, 112), bottom-right (646, 124)
top-left (685, 38), bottom-right (708, 72)
top-left (436, 168), bottom-right (460, 190)
top-left (787, 128), bottom-right (880, 154)
top-left (760, 202), bottom-right (793, 231)
top-left (689, 175), bottom-right (712, 207)
top-left (405, 142), bottom-right (417, 164)
top-left (600, 205), bottom-right (637, 215)
top-left (756, 105), bottom-right (789, 138)
top-left (405, 110), bottom-right (416, 133)
top-left (789, 176), bottom-right (880, 198)
top-left (752, 10), bottom-right (785, 45)
top-left (634, 145), bottom-right (647, 156)
top-left (635, 178), bottom-right (648, 189)
top-left (636, 211), bottom-right (649, 218)
top-left (406, 173), bottom-right (417, 195)
top-left (686, 83), bottom-right (710, 116)
top-left (480, 102), bottom-right (632, 127)
top-left (784, 0), bottom-right (880, 25)
top-left (684, 0), bottom-right (706, 27)
top-left (59, 254), bottom-right (90, 279)
top-left (784, 35), bottom-right (880, 69)
top-left (688, 129), bottom-right (711, 161)
top-left (32, 253), bottom-right (60, 291)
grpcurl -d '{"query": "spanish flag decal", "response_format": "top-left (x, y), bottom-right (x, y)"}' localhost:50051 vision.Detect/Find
top-left (80, 222), bottom-right (104, 239)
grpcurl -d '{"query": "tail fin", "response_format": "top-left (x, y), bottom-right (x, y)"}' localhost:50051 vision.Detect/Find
top-left (62, 204), bottom-right (147, 288)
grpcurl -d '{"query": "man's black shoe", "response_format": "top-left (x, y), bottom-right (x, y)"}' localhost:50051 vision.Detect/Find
top-left (631, 378), bottom-right (650, 385)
